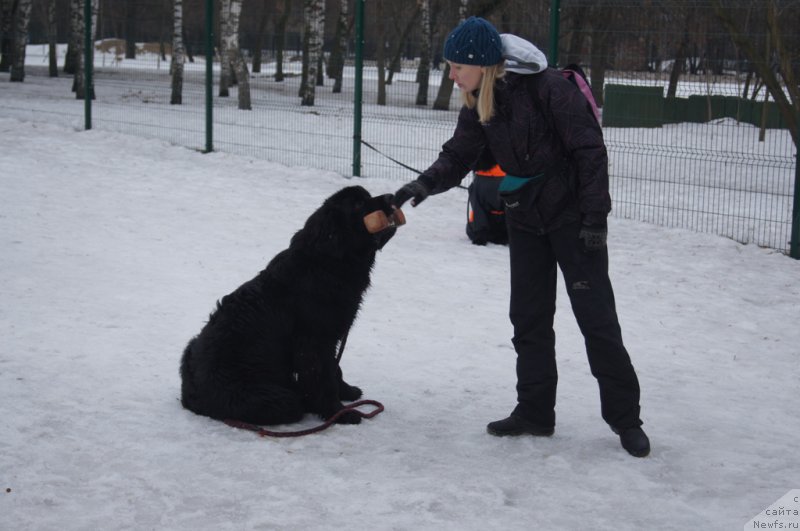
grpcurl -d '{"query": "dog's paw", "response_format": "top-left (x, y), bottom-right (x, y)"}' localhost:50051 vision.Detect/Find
top-left (334, 409), bottom-right (363, 425)
top-left (339, 382), bottom-right (363, 402)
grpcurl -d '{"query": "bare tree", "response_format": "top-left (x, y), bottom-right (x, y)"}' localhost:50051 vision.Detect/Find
top-left (711, 0), bottom-right (798, 147)
top-left (274, 0), bottom-right (291, 82)
top-left (125, 0), bottom-right (136, 59)
top-left (220, 0), bottom-right (251, 109)
top-left (666, 5), bottom-right (694, 99)
top-left (300, 0), bottom-right (324, 106)
top-left (9, 0), bottom-right (32, 82)
top-left (219, 0), bottom-right (233, 97)
top-left (376, 0), bottom-right (387, 105)
top-left (385, 4), bottom-right (421, 85)
top-left (0, 0), bottom-right (12, 72)
top-left (415, 0), bottom-right (432, 106)
top-left (251, 5), bottom-right (269, 74)
top-left (72, 0), bottom-right (87, 97)
top-left (587, 4), bottom-right (613, 107)
top-left (328, 0), bottom-right (349, 93)
top-left (432, 0), bottom-right (467, 110)
top-left (46, 0), bottom-right (58, 77)
top-left (170, 0), bottom-right (185, 104)
top-left (63, 0), bottom-right (79, 74)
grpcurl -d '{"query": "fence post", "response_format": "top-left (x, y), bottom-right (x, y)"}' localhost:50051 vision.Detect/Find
top-left (352, 0), bottom-right (365, 177)
top-left (548, 0), bottom-right (560, 67)
top-left (791, 125), bottom-right (799, 258)
top-left (84, 0), bottom-right (92, 130)
top-left (204, 0), bottom-right (214, 153)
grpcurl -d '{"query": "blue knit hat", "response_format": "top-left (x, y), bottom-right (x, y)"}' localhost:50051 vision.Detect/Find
top-left (443, 17), bottom-right (503, 66)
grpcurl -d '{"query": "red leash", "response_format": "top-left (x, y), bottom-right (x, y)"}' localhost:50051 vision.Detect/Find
top-left (223, 399), bottom-right (384, 438)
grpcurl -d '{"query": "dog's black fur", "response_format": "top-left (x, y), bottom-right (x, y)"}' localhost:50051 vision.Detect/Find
top-left (180, 186), bottom-right (396, 426)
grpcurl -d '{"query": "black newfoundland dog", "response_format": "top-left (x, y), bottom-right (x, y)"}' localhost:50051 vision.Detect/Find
top-left (180, 186), bottom-right (397, 426)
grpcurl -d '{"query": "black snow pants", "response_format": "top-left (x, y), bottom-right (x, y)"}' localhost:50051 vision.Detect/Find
top-left (506, 221), bottom-right (642, 431)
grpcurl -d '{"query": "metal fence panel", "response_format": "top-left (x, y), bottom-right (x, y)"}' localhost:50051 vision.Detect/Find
top-left (1, 0), bottom-right (797, 255)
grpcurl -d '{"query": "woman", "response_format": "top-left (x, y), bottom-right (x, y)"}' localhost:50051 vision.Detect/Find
top-left (392, 17), bottom-right (650, 457)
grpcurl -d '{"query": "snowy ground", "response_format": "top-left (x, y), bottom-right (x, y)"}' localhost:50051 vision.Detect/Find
top-left (1, 116), bottom-right (799, 530)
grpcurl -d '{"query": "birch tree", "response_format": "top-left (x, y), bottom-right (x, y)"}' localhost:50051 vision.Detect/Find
top-left (0, 0), bottom-right (13, 72)
top-left (300, 0), bottom-right (324, 106)
top-left (230, 0), bottom-right (251, 110)
top-left (216, 0), bottom-right (250, 108)
top-left (73, 0), bottom-right (97, 99)
top-left (170, 0), bottom-right (185, 104)
top-left (9, 0), bottom-right (32, 82)
top-left (415, 0), bottom-right (431, 105)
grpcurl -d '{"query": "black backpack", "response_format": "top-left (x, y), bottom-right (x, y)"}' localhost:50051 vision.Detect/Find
top-left (466, 148), bottom-right (508, 246)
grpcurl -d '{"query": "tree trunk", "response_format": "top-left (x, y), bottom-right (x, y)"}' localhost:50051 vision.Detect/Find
top-left (433, 0), bottom-right (467, 110)
top-left (229, 0), bottom-right (251, 110)
top-left (563, 9), bottom-right (586, 66)
top-left (125, 0), bottom-right (136, 59)
top-left (47, 0), bottom-right (58, 77)
top-left (274, 0), bottom-right (290, 82)
top-left (300, 0), bottom-right (324, 106)
top-left (316, 52), bottom-right (324, 86)
top-left (73, 0), bottom-right (97, 98)
top-left (73, 0), bottom-right (84, 96)
top-left (666, 25), bottom-right (689, 98)
top-left (711, 0), bottom-right (797, 147)
top-left (299, 1), bottom-right (309, 96)
top-left (64, 0), bottom-right (80, 74)
top-left (386, 4), bottom-right (421, 85)
top-left (588, 5), bottom-right (612, 107)
top-left (9, 0), bottom-right (32, 82)
top-left (376, 0), bottom-right (386, 105)
top-left (329, 0), bottom-right (348, 93)
top-left (170, 0), bottom-right (185, 105)
top-left (219, 0), bottom-right (232, 97)
top-left (0, 0), bottom-right (13, 72)
top-left (251, 8), bottom-right (268, 73)
top-left (415, 0), bottom-right (431, 106)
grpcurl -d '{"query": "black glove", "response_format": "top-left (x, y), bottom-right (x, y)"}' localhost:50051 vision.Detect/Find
top-left (578, 223), bottom-right (607, 251)
top-left (393, 178), bottom-right (432, 208)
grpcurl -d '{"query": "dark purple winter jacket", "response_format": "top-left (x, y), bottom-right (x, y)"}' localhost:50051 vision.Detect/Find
top-left (421, 68), bottom-right (611, 230)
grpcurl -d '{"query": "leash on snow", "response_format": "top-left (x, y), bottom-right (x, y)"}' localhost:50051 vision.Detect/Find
top-left (223, 401), bottom-right (384, 438)
top-left (223, 330), bottom-right (385, 438)
top-left (360, 139), bottom-right (468, 190)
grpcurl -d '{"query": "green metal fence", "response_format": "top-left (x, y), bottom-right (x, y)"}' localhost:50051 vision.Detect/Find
top-left (1, 0), bottom-right (798, 257)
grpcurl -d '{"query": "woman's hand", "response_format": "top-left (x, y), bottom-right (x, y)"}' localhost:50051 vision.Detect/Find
top-left (392, 179), bottom-right (431, 208)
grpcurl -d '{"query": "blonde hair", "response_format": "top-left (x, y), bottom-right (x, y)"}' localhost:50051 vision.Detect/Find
top-left (462, 63), bottom-right (505, 124)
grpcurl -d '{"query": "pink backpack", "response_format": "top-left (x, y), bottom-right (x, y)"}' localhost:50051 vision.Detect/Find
top-left (561, 65), bottom-right (601, 124)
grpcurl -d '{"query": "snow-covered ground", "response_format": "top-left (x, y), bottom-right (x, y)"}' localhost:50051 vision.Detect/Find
top-left (1, 116), bottom-right (799, 530)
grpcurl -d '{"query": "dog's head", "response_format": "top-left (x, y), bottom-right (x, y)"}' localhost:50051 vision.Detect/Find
top-left (290, 186), bottom-right (397, 258)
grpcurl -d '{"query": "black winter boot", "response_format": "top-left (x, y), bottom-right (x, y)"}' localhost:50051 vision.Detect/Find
top-left (614, 426), bottom-right (650, 457)
top-left (486, 415), bottom-right (554, 437)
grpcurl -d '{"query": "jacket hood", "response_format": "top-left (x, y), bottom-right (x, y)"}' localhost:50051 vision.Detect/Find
top-left (501, 34), bottom-right (547, 74)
